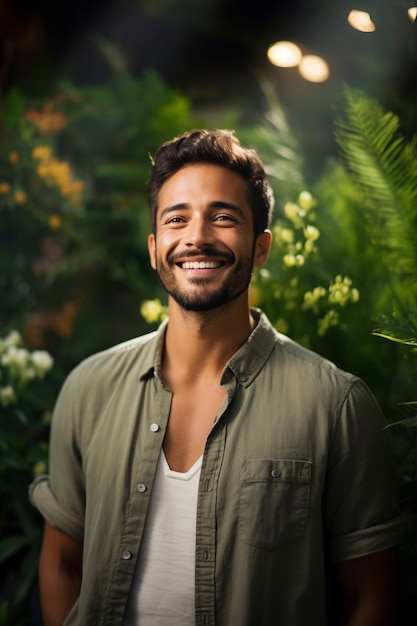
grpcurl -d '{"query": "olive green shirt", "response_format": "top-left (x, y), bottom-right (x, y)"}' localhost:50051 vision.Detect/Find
top-left (30, 310), bottom-right (404, 625)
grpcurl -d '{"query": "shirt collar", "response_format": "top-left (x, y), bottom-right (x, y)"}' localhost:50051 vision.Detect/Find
top-left (222, 309), bottom-right (278, 388)
top-left (140, 309), bottom-right (277, 388)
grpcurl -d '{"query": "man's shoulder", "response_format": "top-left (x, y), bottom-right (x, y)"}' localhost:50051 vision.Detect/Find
top-left (257, 311), bottom-right (358, 386)
top-left (68, 327), bottom-right (161, 387)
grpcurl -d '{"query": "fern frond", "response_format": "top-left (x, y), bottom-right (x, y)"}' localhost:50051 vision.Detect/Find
top-left (334, 87), bottom-right (417, 306)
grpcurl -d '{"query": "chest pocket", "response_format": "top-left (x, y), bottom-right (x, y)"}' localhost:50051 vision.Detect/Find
top-left (239, 458), bottom-right (312, 550)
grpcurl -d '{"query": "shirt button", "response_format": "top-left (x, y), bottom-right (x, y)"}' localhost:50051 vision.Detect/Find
top-left (271, 468), bottom-right (281, 478)
top-left (121, 550), bottom-right (132, 560)
top-left (239, 374), bottom-right (248, 383)
top-left (150, 423), bottom-right (160, 432)
top-left (137, 483), bottom-right (147, 492)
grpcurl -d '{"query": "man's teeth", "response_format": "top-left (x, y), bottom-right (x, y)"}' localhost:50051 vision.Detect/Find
top-left (181, 261), bottom-right (222, 269)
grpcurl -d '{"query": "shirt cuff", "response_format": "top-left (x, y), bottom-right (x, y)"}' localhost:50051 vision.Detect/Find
top-left (29, 475), bottom-right (84, 543)
top-left (327, 514), bottom-right (407, 562)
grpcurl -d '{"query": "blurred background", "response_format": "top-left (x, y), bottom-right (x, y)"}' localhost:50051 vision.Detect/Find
top-left (0, 1), bottom-right (416, 624)
top-left (1, 0), bottom-right (415, 169)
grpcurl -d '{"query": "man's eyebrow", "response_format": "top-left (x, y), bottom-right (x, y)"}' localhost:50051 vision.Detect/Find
top-left (159, 201), bottom-right (246, 221)
top-left (159, 203), bottom-right (188, 221)
top-left (209, 201), bottom-right (246, 217)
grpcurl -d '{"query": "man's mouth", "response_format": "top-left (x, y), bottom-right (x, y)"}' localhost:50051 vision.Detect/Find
top-left (179, 260), bottom-right (223, 269)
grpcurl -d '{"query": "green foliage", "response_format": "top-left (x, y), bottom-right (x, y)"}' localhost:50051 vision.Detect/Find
top-left (0, 332), bottom-right (53, 618)
top-left (0, 68), bottom-right (203, 618)
top-left (0, 69), bottom-right (202, 369)
top-left (333, 86), bottom-right (417, 619)
top-left (335, 86), bottom-right (417, 313)
top-left (1, 72), bottom-right (416, 622)
top-left (227, 91), bottom-right (361, 351)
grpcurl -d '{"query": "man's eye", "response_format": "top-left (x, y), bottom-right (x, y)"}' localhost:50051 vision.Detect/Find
top-left (215, 214), bottom-right (234, 222)
top-left (166, 216), bottom-right (185, 224)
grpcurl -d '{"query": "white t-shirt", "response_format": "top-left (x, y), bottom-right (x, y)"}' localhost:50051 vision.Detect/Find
top-left (123, 450), bottom-right (202, 625)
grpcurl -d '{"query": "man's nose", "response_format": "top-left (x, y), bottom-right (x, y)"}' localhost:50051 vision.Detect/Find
top-left (185, 217), bottom-right (214, 246)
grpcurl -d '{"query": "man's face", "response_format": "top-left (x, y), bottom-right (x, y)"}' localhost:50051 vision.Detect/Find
top-left (148, 163), bottom-right (270, 312)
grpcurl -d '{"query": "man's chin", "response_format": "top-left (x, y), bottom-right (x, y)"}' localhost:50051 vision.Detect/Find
top-left (169, 289), bottom-right (229, 312)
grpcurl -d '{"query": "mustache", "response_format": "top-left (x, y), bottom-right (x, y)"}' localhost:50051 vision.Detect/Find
top-left (168, 247), bottom-right (235, 265)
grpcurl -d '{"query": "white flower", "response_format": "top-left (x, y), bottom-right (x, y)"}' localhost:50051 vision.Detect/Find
top-left (31, 350), bottom-right (54, 376)
top-left (1, 346), bottom-right (30, 368)
top-left (0, 385), bottom-right (16, 407)
top-left (5, 330), bottom-right (22, 347)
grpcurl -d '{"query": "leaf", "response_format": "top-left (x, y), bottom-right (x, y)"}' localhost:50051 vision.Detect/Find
top-left (0, 535), bottom-right (30, 564)
top-left (334, 87), bottom-right (417, 312)
top-left (2, 89), bottom-right (26, 131)
top-left (13, 544), bottom-right (40, 607)
top-left (372, 332), bottom-right (417, 346)
top-left (385, 415), bottom-right (417, 429)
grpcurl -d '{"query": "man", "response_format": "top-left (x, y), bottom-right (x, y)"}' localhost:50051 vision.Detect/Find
top-left (30, 129), bottom-right (404, 626)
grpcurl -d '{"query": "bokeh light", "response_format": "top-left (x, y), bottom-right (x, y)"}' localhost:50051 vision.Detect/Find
top-left (408, 6), bottom-right (417, 21)
top-left (298, 55), bottom-right (330, 83)
top-left (347, 9), bottom-right (376, 32)
top-left (267, 41), bottom-right (302, 67)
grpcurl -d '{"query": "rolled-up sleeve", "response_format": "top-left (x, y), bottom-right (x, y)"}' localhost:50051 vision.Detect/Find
top-left (29, 366), bottom-right (86, 543)
top-left (324, 379), bottom-right (406, 562)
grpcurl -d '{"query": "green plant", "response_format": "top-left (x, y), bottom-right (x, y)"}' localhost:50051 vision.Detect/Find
top-left (0, 330), bottom-right (54, 616)
top-left (0, 65), bottom-right (204, 622)
top-left (334, 85), bottom-right (417, 623)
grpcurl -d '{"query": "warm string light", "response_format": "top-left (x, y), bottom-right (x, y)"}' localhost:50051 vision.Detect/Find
top-left (298, 55), bottom-right (329, 83)
top-left (267, 41), bottom-right (329, 83)
top-left (267, 6), bottom-right (414, 83)
top-left (408, 6), bottom-right (417, 21)
top-left (267, 41), bottom-right (302, 68)
top-left (347, 9), bottom-right (375, 32)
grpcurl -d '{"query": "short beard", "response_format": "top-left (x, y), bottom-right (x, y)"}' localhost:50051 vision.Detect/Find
top-left (156, 248), bottom-right (254, 312)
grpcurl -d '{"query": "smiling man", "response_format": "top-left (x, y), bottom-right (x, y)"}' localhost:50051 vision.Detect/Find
top-left (30, 129), bottom-right (404, 626)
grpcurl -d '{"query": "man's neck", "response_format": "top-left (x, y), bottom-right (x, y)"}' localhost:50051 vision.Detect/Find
top-left (163, 296), bottom-right (256, 382)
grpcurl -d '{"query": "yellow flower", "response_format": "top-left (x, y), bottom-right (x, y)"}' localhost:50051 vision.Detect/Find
top-left (298, 191), bottom-right (316, 212)
top-left (14, 191), bottom-right (27, 204)
top-left (32, 145), bottom-right (53, 162)
top-left (304, 225), bottom-right (320, 241)
top-left (351, 288), bottom-right (360, 303)
top-left (283, 253), bottom-right (296, 268)
top-left (37, 163), bottom-right (49, 178)
top-left (274, 317), bottom-right (289, 334)
top-left (284, 202), bottom-right (300, 221)
top-left (140, 299), bottom-right (168, 324)
top-left (8, 151), bottom-right (19, 164)
top-left (33, 461), bottom-right (47, 477)
top-left (0, 182), bottom-right (11, 194)
top-left (49, 214), bottom-right (62, 229)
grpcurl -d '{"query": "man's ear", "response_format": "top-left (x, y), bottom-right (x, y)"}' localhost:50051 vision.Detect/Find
top-left (148, 234), bottom-right (157, 270)
top-left (253, 229), bottom-right (272, 268)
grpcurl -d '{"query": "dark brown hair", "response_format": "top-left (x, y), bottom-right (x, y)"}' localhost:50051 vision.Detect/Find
top-left (148, 129), bottom-right (274, 236)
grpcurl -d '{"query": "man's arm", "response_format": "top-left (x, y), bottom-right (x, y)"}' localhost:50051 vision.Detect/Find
top-left (335, 547), bottom-right (398, 626)
top-left (39, 521), bottom-right (83, 626)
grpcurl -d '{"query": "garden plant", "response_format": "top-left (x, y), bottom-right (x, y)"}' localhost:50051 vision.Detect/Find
top-left (0, 67), bottom-right (415, 623)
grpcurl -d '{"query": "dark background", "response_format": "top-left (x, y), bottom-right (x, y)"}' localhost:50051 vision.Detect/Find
top-left (1, 0), bottom-right (416, 175)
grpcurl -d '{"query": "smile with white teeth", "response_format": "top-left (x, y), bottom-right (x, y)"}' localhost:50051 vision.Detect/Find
top-left (180, 260), bottom-right (223, 269)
